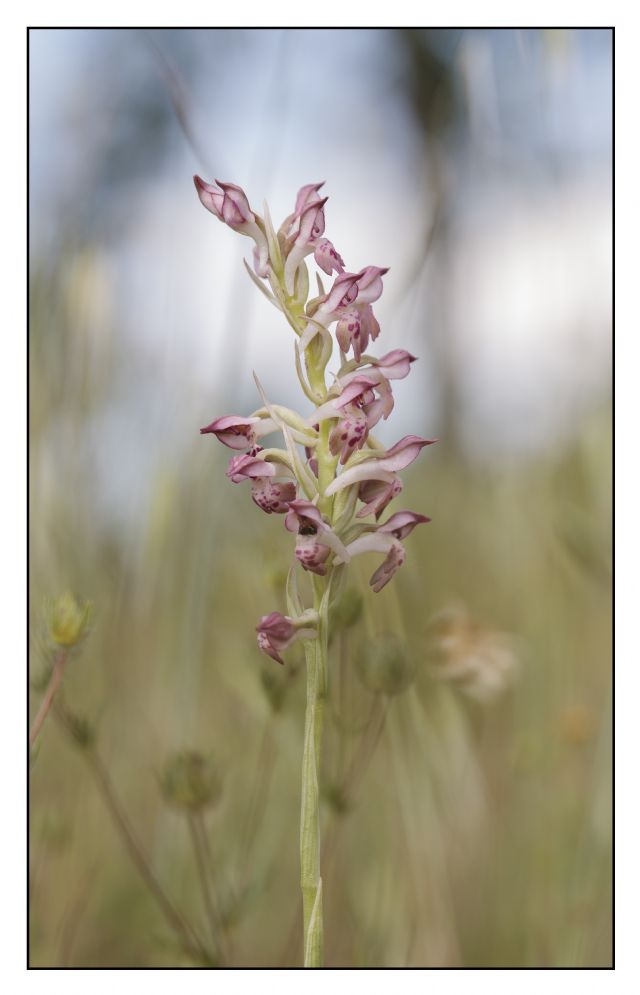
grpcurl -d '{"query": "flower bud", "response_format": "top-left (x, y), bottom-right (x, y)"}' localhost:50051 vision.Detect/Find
top-left (160, 750), bottom-right (222, 811)
top-left (356, 634), bottom-right (415, 695)
top-left (45, 592), bottom-right (93, 648)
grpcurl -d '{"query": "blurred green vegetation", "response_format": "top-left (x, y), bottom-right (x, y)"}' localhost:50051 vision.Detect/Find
top-left (29, 246), bottom-right (611, 967)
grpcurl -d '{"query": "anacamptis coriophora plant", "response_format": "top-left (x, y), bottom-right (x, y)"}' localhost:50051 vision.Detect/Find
top-left (194, 176), bottom-right (435, 967)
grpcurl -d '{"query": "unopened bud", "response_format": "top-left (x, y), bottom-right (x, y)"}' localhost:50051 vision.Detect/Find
top-left (330, 588), bottom-right (363, 631)
top-left (356, 634), bottom-right (415, 695)
top-left (160, 750), bottom-right (221, 811)
top-left (46, 592), bottom-right (93, 648)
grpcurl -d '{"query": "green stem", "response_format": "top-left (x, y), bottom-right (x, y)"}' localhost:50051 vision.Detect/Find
top-left (300, 579), bottom-right (328, 967)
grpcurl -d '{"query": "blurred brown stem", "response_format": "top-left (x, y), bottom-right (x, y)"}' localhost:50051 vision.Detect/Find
top-left (29, 651), bottom-right (67, 747)
top-left (53, 704), bottom-right (211, 965)
top-left (187, 811), bottom-right (228, 962)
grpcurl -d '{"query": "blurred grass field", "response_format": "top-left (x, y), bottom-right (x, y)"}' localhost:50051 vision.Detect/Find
top-left (28, 28), bottom-right (612, 968)
top-left (29, 261), bottom-right (611, 966)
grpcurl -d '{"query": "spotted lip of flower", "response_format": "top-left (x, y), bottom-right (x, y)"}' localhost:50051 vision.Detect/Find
top-left (256, 610), bottom-right (319, 664)
top-left (250, 479), bottom-right (297, 514)
top-left (200, 415), bottom-right (260, 451)
top-left (314, 238), bottom-right (345, 277)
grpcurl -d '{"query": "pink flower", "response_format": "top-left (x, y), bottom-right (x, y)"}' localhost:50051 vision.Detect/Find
top-left (336, 511), bottom-right (429, 592)
top-left (320, 270), bottom-right (363, 314)
top-left (294, 182), bottom-right (325, 216)
top-left (284, 197), bottom-right (330, 293)
top-left (250, 479), bottom-right (297, 514)
top-left (194, 175), bottom-right (269, 275)
top-left (284, 500), bottom-right (328, 535)
top-left (284, 500), bottom-right (350, 573)
top-left (226, 451), bottom-right (277, 483)
top-left (377, 510), bottom-right (431, 538)
top-left (325, 435), bottom-right (436, 497)
top-left (200, 414), bottom-right (271, 451)
top-left (356, 477), bottom-right (403, 519)
top-left (307, 375), bottom-right (393, 463)
top-left (371, 350), bottom-right (417, 380)
top-left (256, 611), bottom-right (318, 665)
top-left (353, 266), bottom-right (389, 305)
top-left (329, 407), bottom-right (369, 464)
top-left (314, 239), bottom-right (345, 277)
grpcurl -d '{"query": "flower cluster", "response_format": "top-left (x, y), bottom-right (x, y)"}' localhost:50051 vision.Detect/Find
top-left (195, 177), bottom-right (435, 664)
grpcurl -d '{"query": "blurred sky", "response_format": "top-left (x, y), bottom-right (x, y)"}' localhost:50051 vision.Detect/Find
top-left (29, 28), bottom-right (612, 523)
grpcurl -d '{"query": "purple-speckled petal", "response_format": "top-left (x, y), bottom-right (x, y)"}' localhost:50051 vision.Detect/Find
top-left (200, 415), bottom-right (260, 450)
top-left (314, 238), bottom-right (345, 276)
top-left (250, 479), bottom-right (297, 514)
top-left (378, 511), bottom-right (431, 539)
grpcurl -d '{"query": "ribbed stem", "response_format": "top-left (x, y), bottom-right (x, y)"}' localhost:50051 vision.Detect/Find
top-left (300, 582), bottom-right (328, 967)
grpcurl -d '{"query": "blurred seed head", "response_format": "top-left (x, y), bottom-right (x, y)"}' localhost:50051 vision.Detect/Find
top-left (160, 750), bottom-right (222, 812)
top-left (45, 592), bottom-right (93, 648)
top-left (427, 603), bottom-right (519, 704)
top-left (356, 634), bottom-right (415, 695)
top-left (64, 710), bottom-right (96, 749)
top-left (330, 587), bottom-right (364, 632)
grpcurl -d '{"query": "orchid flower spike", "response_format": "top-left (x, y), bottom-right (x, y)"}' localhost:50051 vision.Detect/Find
top-left (196, 175), bottom-right (436, 970)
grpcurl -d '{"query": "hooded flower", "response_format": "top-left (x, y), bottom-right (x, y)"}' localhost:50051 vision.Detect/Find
top-left (226, 451), bottom-right (277, 484)
top-left (325, 435), bottom-right (436, 497)
top-left (194, 175), bottom-right (269, 276)
top-left (370, 349), bottom-right (417, 381)
top-left (256, 611), bottom-right (318, 665)
top-left (284, 500), bottom-right (350, 574)
top-left (200, 414), bottom-right (276, 451)
top-left (336, 512), bottom-right (429, 592)
top-left (283, 195), bottom-right (340, 294)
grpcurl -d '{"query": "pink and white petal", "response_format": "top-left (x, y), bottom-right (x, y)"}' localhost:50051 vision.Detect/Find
top-left (294, 182), bottom-right (325, 215)
top-left (325, 465), bottom-right (398, 497)
top-left (339, 532), bottom-right (396, 561)
top-left (378, 511), bottom-right (431, 539)
top-left (374, 350), bottom-right (417, 380)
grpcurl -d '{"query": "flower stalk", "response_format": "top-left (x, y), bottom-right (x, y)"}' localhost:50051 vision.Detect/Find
top-left (195, 176), bottom-right (434, 966)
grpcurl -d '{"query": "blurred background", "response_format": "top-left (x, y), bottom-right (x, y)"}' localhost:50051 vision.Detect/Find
top-left (29, 28), bottom-right (612, 968)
